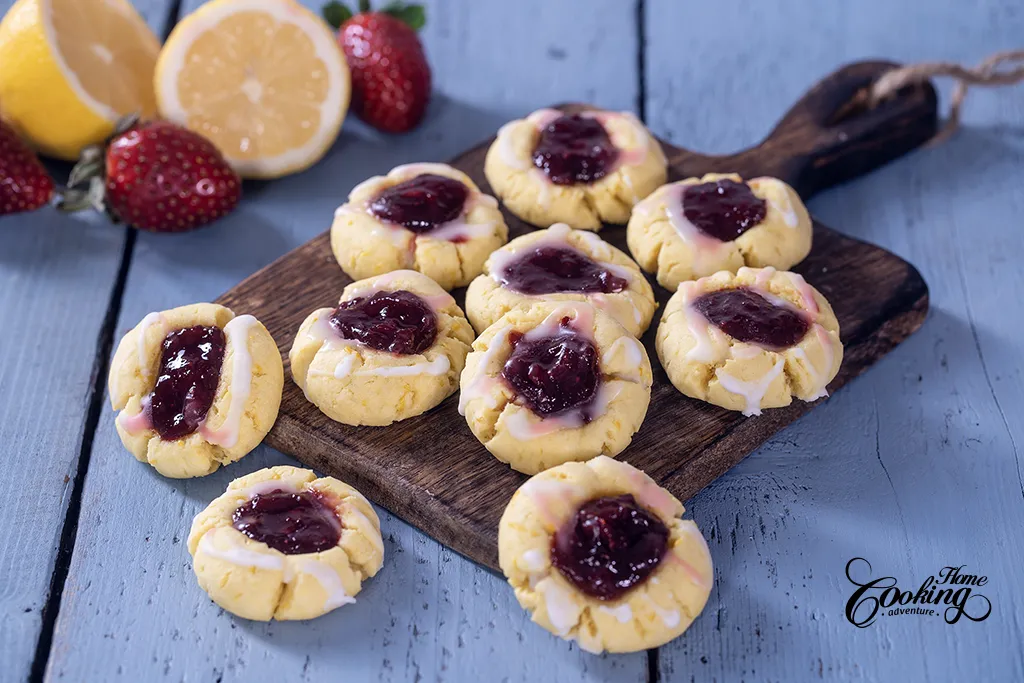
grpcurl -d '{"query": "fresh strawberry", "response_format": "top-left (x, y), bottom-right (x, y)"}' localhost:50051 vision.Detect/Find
top-left (0, 121), bottom-right (54, 216)
top-left (323, 1), bottom-right (431, 133)
top-left (59, 116), bottom-right (241, 233)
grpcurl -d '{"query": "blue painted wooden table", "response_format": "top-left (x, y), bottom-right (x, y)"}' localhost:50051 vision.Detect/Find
top-left (2, 1), bottom-right (1022, 681)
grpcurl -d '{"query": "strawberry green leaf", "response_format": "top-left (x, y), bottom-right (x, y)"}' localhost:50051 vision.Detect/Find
top-left (382, 2), bottom-right (425, 30)
top-left (322, 1), bottom-right (353, 28)
top-left (358, 0), bottom-right (371, 13)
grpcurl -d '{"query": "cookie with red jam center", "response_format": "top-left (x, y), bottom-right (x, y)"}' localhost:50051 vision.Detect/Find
top-left (485, 108), bottom-right (668, 230)
top-left (460, 301), bottom-right (652, 474)
top-left (498, 456), bottom-right (714, 654)
top-left (189, 466), bottom-right (384, 621)
top-left (108, 303), bottom-right (283, 478)
top-left (291, 270), bottom-right (475, 427)
top-left (331, 163), bottom-right (508, 290)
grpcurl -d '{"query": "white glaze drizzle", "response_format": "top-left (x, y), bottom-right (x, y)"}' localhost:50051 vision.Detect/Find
top-left (200, 315), bottom-right (257, 448)
top-left (116, 396), bottom-right (152, 435)
top-left (496, 120), bottom-right (531, 170)
top-left (504, 383), bottom-right (622, 441)
top-left (521, 548), bottom-right (547, 573)
top-left (786, 272), bottom-right (819, 316)
top-left (715, 357), bottom-right (786, 416)
top-left (458, 326), bottom-right (513, 415)
top-left (752, 266), bottom-right (776, 289)
top-left (601, 337), bottom-right (645, 382)
top-left (519, 478), bottom-right (580, 527)
top-left (587, 110), bottom-right (650, 167)
top-left (678, 283), bottom-right (729, 363)
top-left (644, 594), bottom-right (681, 629)
top-left (657, 184), bottom-right (736, 271)
top-left (332, 353), bottom-right (357, 379)
top-left (236, 479), bottom-right (298, 498)
top-left (338, 165), bottom-right (495, 245)
top-left (136, 312), bottom-right (165, 378)
top-left (355, 355), bottom-right (450, 377)
top-left (750, 177), bottom-right (799, 227)
top-left (287, 557), bottom-right (356, 610)
top-left (344, 504), bottom-right (386, 559)
top-left (197, 527), bottom-right (285, 571)
top-left (617, 461), bottom-right (679, 520)
top-left (598, 603), bottom-right (634, 623)
top-left (536, 577), bottom-right (580, 636)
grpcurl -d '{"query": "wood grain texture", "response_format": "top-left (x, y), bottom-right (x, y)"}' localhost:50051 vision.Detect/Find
top-left (0, 2), bottom-right (176, 681)
top-left (215, 73), bottom-right (932, 572)
top-left (648, 0), bottom-right (1024, 681)
top-left (45, 1), bottom-right (649, 680)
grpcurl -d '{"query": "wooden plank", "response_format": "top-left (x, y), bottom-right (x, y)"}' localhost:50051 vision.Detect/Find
top-left (45, 1), bottom-right (649, 681)
top-left (648, 0), bottom-right (1024, 680)
top-left (0, 2), bottom-right (178, 681)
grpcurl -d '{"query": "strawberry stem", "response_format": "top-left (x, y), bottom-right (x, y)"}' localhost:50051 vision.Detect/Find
top-left (381, 2), bottom-right (425, 30)
top-left (322, 1), bottom-right (352, 29)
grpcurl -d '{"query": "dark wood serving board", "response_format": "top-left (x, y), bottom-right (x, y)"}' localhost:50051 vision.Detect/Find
top-left (218, 61), bottom-right (935, 570)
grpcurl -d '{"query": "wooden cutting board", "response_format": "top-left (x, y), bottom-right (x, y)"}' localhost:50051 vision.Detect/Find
top-left (217, 61), bottom-right (935, 570)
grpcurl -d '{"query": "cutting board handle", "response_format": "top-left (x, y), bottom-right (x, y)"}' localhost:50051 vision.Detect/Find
top-left (711, 60), bottom-right (939, 199)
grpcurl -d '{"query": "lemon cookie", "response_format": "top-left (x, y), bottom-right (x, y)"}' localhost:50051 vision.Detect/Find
top-left (465, 223), bottom-right (656, 337)
top-left (188, 465), bottom-right (384, 621)
top-left (331, 163), bottom-right (508, 290)
top-left (291, 270), bottom-right (474, 426)
top-left (459, 301), bottom-right (651, 474)
top-left (657, 266), bottom-right (843, 415)
top-left (484, 108), bottom-right (667, 231)
top-left (627, 173), bottom-right (812, 291)
top-left (108, 304), bottom-right (283, 478)
top-left (498, 456), bottom-right (713, 653)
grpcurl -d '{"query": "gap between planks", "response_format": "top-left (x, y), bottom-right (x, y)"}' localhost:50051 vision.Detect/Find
top-left (28, 4), bottom-right (184, 681)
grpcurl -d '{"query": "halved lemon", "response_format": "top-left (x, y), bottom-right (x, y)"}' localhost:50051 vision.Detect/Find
top-left (155, 0), bottom-right (350, 179)
top-left (0, 0), bottom-right (160, 160)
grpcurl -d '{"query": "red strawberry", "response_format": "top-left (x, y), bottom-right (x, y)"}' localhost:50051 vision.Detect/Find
top-left (59, 116), bottom-right (241, 233)
top-left (0, 121), bottom-right (54, 215)
top-left (323, 1), bottom-right (431, 133)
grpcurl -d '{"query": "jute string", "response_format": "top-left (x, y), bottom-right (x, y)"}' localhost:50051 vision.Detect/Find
top-left (865, 49), bottom-right (1024, 144)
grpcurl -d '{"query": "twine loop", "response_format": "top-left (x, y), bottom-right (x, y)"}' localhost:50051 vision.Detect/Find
top-left (864, 49), bottom-right (1024, 143)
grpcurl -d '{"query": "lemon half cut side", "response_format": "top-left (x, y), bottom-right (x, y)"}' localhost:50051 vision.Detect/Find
top-left (155, 0), bottom-right (351, 179)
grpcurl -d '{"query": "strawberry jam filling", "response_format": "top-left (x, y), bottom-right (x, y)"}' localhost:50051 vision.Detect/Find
top-left (532, 114), bottom-right (619, 186)
top-left (232, 489), bottom-right (342, 555)
top-left (369, 174), bottom-right (469, 232)
top-left (497, 246), bottom-right (629, 295)
top-left (683, 178), bottom-right (767, 241)
top-left (330, 290), bottom-right (438, 355)
top-left (501, 319), bottom-right (600, 417)
top-left (148, 325), bottom-right (225, 441)
top-left (551, 494), bottom-right (669, 600)
top-left (693, 287), bottom-right (810, 349)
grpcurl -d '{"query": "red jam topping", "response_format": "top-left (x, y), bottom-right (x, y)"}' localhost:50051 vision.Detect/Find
top-left (369, 173), bottom-right (469, 232)
top-left (501, 319), bottom-right (600, 417)
top-left (498, 246), bottom-right (629, 295)
top-left (232, 489), bottom-right (342, 555)
top-left (149, 325), bottom-right (225, 441)
top-left (693, 287), bottom-right (810, 349)
top-left (330, 290), bottom-right (438, 355)
top-left (551, 494), bottom-right (669, 600)
top-left (682, 178), bottom-right (767, 241)
top-left (532, 114), bottom-right (619, 186)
